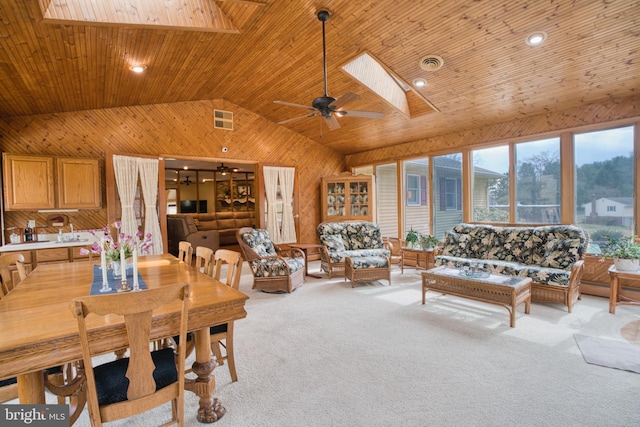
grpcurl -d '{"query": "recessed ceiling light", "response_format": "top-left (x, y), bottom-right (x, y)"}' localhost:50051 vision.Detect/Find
top-left (526, 32), bottom-right (547, 46)
top-left (130, 64), bottom-right (147, 73)
top-left (413, 78), bottom-right (427, 88)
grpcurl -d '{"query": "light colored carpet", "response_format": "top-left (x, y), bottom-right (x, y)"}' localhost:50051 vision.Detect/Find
top-left (574, 334), bottom-right (640, 373)
top-left (45, 262), bottom-right (640, 426)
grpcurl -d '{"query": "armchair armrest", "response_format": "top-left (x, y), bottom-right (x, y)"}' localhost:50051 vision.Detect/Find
top-left (568, 259), bottom-right (585, 290)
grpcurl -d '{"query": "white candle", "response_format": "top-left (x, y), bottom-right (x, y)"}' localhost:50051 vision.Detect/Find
top-left (101, 249), bottom-right (108, 285)
top-left (120, 246), bottom-right (126, 279)
top-left (133, 247), bottom-right (139, 289)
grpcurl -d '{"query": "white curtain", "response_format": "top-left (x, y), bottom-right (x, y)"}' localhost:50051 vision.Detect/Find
top-left (263, 166), bottom-right (281, 241)
top-left (138, 158), bottom-right (163, 254)
top-left (112, 155), bottom-right (139, 238)
top-left (278, 167), bottom-right (296, 243)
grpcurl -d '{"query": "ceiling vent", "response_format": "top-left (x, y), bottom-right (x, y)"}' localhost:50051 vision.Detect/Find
top-left (419, 55), bottom-right (444, 71)
top-left (214, 109), bottom-right (233, 130)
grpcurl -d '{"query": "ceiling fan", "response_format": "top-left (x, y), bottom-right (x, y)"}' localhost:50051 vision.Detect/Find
top-left (273, 10), bottom-right (384, 130)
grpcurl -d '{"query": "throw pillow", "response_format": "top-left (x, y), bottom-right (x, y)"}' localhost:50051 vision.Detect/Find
top-left (322, 234), bottom-right (346, 252)
top-left (541, 238), bottom-right (581, 269)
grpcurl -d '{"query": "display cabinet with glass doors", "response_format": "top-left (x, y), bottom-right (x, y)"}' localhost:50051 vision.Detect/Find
top-left (321, 175), bottom-right (375, 222)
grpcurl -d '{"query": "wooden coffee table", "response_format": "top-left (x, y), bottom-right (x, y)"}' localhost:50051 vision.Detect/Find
top-left (421, 266), bottom-right (531, 327)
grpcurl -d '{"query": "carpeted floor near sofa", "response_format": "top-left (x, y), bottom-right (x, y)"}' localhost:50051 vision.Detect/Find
top-left (39, 261), bottom-right (640, 426)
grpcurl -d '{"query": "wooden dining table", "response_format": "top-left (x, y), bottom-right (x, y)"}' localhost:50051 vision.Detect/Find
top-left (0, 253), bottom-right (248, 423)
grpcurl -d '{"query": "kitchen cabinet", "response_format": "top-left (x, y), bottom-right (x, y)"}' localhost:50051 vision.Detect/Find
top-left (2, 154), bottom-right (55, 210)
top-left (56, 157), bottom-right (101, 208)
top-left (2, 154), bottom-right (101, 210)
top-left (321, 175), bottom-right (375, 223)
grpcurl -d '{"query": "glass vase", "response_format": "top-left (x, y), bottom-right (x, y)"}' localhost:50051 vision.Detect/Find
top-left (111, 260), bottom-right (122, 278)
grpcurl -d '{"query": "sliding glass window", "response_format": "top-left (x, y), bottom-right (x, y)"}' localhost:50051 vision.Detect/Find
top-left (574, 125), bottom-right (635, 245)
top-left (515, 137), bottom-right (560, 224)
top-left (471, 145), bottom-right (510, 223)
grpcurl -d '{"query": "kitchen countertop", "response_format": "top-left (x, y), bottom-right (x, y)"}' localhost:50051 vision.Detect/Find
top-left (0, 232), bottom-right (98, 253)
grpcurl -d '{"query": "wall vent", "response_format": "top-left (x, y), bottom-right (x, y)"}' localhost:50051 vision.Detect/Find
top-left (214, 109), bottom-right (233, 130)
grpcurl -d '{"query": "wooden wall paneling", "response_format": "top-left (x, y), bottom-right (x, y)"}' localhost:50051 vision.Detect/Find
top-left (0, 99), bottom-right (345, 246)
top-left (346, 97), bottom-right (640, 168)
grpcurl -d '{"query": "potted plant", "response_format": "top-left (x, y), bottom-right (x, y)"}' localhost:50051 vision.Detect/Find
top-left (405, 228), bottom-right (419, 249)
top-left (599, 233), bottom-right (640, 271)
top-left (418, 234), bottom-right (439, 251)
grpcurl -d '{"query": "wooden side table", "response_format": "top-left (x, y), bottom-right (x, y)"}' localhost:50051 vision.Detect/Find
top-left (608, 265), bottom-right (640, 313)
top-left (288, 243), bottom-right (323, 278)
top-left (400, 247), bottom-right (435, 273)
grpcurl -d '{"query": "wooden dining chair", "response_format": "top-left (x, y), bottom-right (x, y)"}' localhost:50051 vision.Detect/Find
top-left (1, 258), bottom-right (87, 425)
top-left (0, 253), bottom-right (25, 297)
top-left (195, 246), bottom-right (214, 276)
top-left (71, 283), bottom-right (190, 427)
top-left (209, 249), bottom-right (243, 382)
top-left (177, 241), bottom-right (193, 264)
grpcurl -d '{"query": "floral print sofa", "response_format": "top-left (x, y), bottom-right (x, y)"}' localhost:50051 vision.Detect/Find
top-left (435, 223), bottom-right (589, 312)
top-left (317, 222), bottom-right (391, 278)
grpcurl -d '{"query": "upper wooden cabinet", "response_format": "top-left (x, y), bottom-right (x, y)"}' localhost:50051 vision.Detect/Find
top-left (2, 154), bottom-right (101, 210)
top-left (2, 154), bottom-right (55, 210)
top-left (321, 174), bottom-right (375, 223)
top-left (56, 157), bottom-right (101, 209)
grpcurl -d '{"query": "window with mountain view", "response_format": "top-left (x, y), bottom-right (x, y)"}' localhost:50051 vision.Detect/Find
top-left (574, 126), bottom-right (635, 247)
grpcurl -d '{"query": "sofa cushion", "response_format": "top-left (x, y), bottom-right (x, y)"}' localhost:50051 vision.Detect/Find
top-left (441, 231), bottom-right (469, 257)
top-left (197, 220), bottom-right (218, 231)
top-left (242, 229), bottom-right (276, 256)
top-left (321, 234), bottom-right (346, 252)
top-left (328, 248), bottom-right (390, 263)
top-left (183, 215), bottom-right (199, 234)
top-left (217, 219), bottom-right (236, 230)
top-left (494, 228), bottom-right (544, 264)
top-left (540, 238), bottom-right (581, 269)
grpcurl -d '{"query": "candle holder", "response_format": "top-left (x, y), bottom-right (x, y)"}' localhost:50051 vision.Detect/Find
top-left (117, 278), bottom-right (132, 292)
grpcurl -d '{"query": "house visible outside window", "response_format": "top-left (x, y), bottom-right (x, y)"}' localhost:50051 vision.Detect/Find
top-left (444, 178), bottom-right (459, 210)
top-left (406, 174), bottom-right (421, 206)
top-left (607, 205), bottom-right (616, 212)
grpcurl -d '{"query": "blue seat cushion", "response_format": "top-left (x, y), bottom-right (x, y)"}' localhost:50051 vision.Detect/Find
top-left (94, 347), bottom-right (177, 406)
top-left (210, 323), bottom-right (228, 335)
top-left (0, 377), bottom-right (17, 387)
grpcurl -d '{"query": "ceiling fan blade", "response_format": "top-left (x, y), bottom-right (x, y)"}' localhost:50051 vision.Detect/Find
top-left (330, 92), bottom-right (360, 110)
top-left (277, 113), bottom-right (317, 125)
top-left (273, 100), bottom-right (316, 111)
top-left (337, 110), bottom-right (385, 119)
top-left (324, 115), bottom-right (341, 130)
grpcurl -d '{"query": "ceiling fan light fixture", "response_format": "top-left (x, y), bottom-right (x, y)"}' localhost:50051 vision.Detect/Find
top-left (216, 163), bottom-right (230, 175)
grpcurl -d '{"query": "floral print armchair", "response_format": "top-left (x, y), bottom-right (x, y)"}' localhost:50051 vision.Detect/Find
top-left (236, 227), bottom-right (305, 293)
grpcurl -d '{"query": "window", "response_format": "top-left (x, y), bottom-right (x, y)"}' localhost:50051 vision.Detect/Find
top-left (443, 178), bottom-right (459, 210)
top-left (406, 174), bottom-right (422, 206)
top-left (376, 163), bottom-right (398, 238)
top-left (515, 137), bottom-right (560, 224)
top-left (404, 158), bottom-right (430, 236)
top-left (471, 145), bottom-right (510, 222)
top-left (574, 125), bottom-right (634, 243)
top-left (433, 153), bottom-right (462, 239)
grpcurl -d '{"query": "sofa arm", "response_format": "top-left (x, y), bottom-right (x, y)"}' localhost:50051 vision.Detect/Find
top-left (185, 230), bottom-right (220, 253)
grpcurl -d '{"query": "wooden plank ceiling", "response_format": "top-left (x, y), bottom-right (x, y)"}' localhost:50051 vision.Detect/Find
top-left (0, 1), bottom-right (638, 155)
